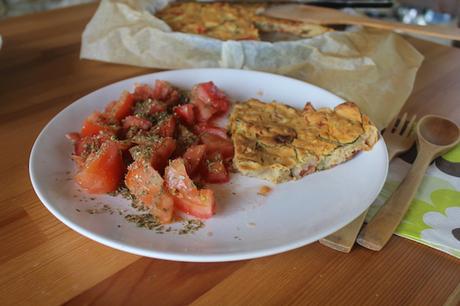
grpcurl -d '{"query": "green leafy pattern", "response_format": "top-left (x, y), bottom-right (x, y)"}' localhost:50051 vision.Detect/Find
top-left (396, 199), bottom-right (433, 238)
top-left (430, 189), bottom-right (460, 214)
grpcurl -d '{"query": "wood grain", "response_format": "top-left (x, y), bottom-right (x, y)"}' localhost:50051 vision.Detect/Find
top-left (1, 3), bottom-right (460, 306)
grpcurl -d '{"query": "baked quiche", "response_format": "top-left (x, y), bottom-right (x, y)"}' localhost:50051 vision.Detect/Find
top-left (156, 3), bottom-right (331, 41)
top-left (229, 99), bottom-right (379, 183)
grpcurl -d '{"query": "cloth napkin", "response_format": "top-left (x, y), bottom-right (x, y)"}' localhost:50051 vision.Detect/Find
top-left (367, 144), bottom-right (460, 258)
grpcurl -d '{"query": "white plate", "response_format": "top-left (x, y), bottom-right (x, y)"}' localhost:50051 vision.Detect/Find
top-left (30, 68), bottom-right (388, 262)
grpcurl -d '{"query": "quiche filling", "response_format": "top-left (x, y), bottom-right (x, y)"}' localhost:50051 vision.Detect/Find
top-left (229, 99), bottom-right (379, 183)
top-left (156, 3), bottom-right (331, 41)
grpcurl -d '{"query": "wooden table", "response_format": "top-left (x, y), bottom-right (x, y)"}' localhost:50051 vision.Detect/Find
top-left (1, 3), bottom-right (460, 305)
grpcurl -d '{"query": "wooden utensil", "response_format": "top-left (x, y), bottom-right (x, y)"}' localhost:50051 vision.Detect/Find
top-left (263, 4), bottom-right (460, 41)
top-left (319, 113), bottom-right (417, 253)
top-left (357, 115), bottom-right (460, 251)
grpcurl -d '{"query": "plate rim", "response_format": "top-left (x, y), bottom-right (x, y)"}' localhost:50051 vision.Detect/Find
top-left (29, 68), bottom-right (388, 262)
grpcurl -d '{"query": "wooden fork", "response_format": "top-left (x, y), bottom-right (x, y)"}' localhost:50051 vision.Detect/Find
top-left (319, 113), bottom-right (417, 253)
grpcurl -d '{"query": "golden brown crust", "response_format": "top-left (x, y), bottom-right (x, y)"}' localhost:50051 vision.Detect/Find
top-left (156, 3), bottom-right (331, 41)
top-left (229, 99), bottom-right (379, 183)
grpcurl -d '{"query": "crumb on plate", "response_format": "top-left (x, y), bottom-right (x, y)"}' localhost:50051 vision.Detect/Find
top-left (257, 185), bottom-right (272, 196)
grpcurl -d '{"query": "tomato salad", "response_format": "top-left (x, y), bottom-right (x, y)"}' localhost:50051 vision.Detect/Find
top-left (66, 80), bottom-right (234, 223)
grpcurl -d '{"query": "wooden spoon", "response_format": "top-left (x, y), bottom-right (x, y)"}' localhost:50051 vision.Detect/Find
top-left (263, 4), bottom-right (460, 41)
top-left (357, 115), bottom-right (460, 251)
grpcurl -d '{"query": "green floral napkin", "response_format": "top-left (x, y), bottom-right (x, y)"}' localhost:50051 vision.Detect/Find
top-left (367, 144), bottom-right (460, 258)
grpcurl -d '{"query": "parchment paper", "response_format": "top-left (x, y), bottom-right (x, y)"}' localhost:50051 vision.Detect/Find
top-left (80, 0), bottom-right (424, 129)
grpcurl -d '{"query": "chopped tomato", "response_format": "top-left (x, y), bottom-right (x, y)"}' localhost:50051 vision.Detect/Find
top-left (192, 100), bottom-right (214, 123)
top-left (122, 115), bottom-right (152, 130)
top-left (191, 82), bottom-right (229, 122)
top-left (175, 125), bottom-right (199, 155)
top-left (133, 84), bottom-right (155, 101)
top-left (105, 91), bottom-right (135, 122)
top-left (129, 137), bottom-right (176, 174)
top-left (194, 123), bottom-right (228, 139)
top-left (174, 104), bottom-right (195, 126)
top-left (173, 189), bottom-right (215, 219)
top-left (80, 112), bottom-right (119, 137)
top-left (152, 80), bottom-right (181, 106)
top-left (164, 159), bottom-right (198, 194)
top-left (164, 158), bottom-right (216, 219)
top-left (71, 132), bottom-right (110, 157)
top-left (150, 137), bottom-right (176, 173)
top-left (125, 159), bottom-right (163, 205)
top-left (152, 192), bottom-right (175, 224)
top-left (75, 141), bottom-right (124, 194)
top-left (71, 133), bottom-right (129, 163)
top-left (157, 116), bottom-right (176, 138)
top-left (125, 160), bottom-right (173, 223)
top-left (114, 139), bottom-right (133, 152)
top-left (149, 100), bottom-right (167, 114)
top-left (202, 153), bottom-right (229, 184)
top-left (183, 144), bottom-right (206, 176)
top-left (66, 132), bottom-right (86, 166)
top-left (68, 79), bottom-right (234, 222)
top-left (200, 132), bottom-right (234, 159)
top-left (74, 135), bottom-right (101, 158)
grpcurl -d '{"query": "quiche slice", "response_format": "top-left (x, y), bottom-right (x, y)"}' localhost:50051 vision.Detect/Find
top-left (229, 99), bottom-right (379, 183)
top-left (156, 3), bottom-right (260, 41)
top-left (156, 3), bottom-right (331, 41)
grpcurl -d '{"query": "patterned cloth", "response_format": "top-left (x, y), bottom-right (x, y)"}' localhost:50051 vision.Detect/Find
top-left (368, 144), bottom-right (460, 258)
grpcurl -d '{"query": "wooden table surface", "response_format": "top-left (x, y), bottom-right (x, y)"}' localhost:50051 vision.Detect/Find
top-left (1, 3), bottom-right (460, 306)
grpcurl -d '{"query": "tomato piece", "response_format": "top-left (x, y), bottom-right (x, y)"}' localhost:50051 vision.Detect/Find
top-left (67, 132), bottom-right (91, 161)
top-left (149, 100), bottom-right (167, 114)
top-left (164, 158), bottom-right (197, 194)
top-left (157, 116), bottom-right (176, 138)
top-left (70, 132), bottom-right (115, 162)
top-left (74, 135), bottom-right (100, 157)
top-left (152, 80), bottom-right (180, 106)
top-left (105, 91), bottom-right (135, 122)
top-left (200, 132), bottom-right (234, 159)
top-left (129, 137), bottom-right (176, 174)
top-left (151, 138), bottom-right (176, 173)
top-left (191, 82), bottom-right (229, 122)
top-left (192, 99), bottom-right (215, 123)
top-left (75, 141), bottom-right (124, 194)
top-left (183, 144), bottom-right (206, 176)
top-left (174, 104), bottom-right (195, 126)
top-left (114, 139), bottom-right (133, 152)
top-left (164, 159), bottom-right (216, 219)
top-left (133, 84), bottom-right (155, 101)
top-left (194, 123), bottom-right (228, 139)
top-left (202, 153), bottom-right (229, 184)
top-left (173, 189), bottom-right (215, 219)
top-left (175, 125), bottom-right (199, 155)
top-left (81, 112), bottom-right (119, 137)
top-left (122, 115), bottom-right (152, 130)
top-left (125, 160), bottom-right (174, 223)
top-left (133, 98), bottom-right (167, 118)
top-left (125, 159), bottom-right (163, 205)
top-left (153, 192), bottom-right (175, 224)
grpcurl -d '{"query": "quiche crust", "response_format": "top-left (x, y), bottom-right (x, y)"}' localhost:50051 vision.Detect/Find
top-left (229, 99), bottom-right (379, 183)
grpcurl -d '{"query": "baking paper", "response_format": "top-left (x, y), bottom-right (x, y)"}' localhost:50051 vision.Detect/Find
top-left (81, 0), bottom-right (424, 129)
